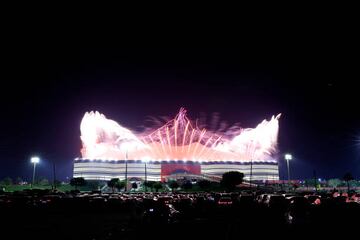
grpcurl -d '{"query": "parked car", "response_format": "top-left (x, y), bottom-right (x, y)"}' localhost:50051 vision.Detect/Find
top-left (217, 196), bottom-right (233, 205)
top-left (142, 201), bottom-right (179, 224)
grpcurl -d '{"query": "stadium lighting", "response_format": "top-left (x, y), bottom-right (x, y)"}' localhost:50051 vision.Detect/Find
top-left (30, 156), bottom-right (40, 188)
top-left (285, 154), bottom-right (292, 161)
top-left (284, 153), bottom-right (292, 183)
top-left (31, 156), bottom-right (40, 163)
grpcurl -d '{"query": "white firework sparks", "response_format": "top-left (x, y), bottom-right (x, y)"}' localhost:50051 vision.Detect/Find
top-left (80, 108), bottom-right (280, 162)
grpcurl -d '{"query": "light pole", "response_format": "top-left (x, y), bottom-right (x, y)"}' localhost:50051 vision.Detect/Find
top-left (284, 154), bottom-right (292, 184)
top-left (31, 156), bottom-right (40, 188)
top-left (144, 161), bottom-right (147, 192)
top-left (125, 150), bottom-right (128, 192)
top-left (250, 157), bottom-right (253, 189)
top-left (143, 157), bottom-right (149, 192)
top-left (53, 162), bottom-right (57, 190)
top-left (248, 140), bottom-right (254, 190)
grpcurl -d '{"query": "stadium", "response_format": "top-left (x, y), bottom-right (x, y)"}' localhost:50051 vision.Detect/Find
top-left (73, 108), bottom-right (280, 182)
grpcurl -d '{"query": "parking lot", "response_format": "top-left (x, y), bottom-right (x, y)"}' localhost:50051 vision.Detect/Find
top-left (1, 190), bottom-right (359, 239)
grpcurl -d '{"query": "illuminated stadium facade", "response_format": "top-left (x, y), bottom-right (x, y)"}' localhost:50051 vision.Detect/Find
top-left (73, 108), bottom-right (280, 182)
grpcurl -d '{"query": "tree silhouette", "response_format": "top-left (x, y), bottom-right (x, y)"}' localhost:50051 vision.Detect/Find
top-left (70, 177), bottom-right (86, 190)
top-left (327, 178), bottom-right (342, 189)
top-left (168, 181), bottom-right (179, 192)
top-left (53, 180), bottom-right (62, 188)
top-left (108, 178), bottom-right (120, 193)
top-left (153, 182), bottom-right (163, 192)
top-left (15, 177), bottom-right (23, 185)
top-left (304, 179), bottom-right (318, 190)
top-left (144, 181), bottom-right (156, 191)
top-left (2, 177), bottom-right (13, 186)
top-left (343, 172), bottom-right (354, 193)
top-left (115, 181), bottom-right (125, 192)
top-left (181, 180), bottom-right (192, 190)
top-left (197, 180), bottom-right (211, 190)
top-left (221, 171), bottom-right (244, 191)
top-left (39, 178), bottom-right (49, 186)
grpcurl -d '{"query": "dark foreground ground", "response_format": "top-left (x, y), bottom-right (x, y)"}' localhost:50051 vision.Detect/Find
top-left (1, 191), bottom-right (359, 240)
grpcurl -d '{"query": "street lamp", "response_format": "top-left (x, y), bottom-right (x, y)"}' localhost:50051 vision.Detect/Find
top-left (30, 156), bottom-right (40, 188)
top-left (284, 153), bottom-right (292, 183)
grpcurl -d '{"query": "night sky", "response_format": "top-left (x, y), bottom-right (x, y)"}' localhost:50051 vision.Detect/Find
top-left (1, 38), bottom-right (359, 181)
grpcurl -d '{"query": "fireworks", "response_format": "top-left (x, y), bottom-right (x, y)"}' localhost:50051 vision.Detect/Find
top-left (80, 108), bottom-right (280, 162)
